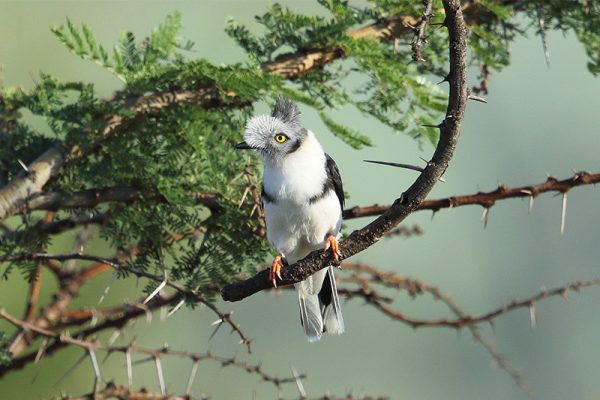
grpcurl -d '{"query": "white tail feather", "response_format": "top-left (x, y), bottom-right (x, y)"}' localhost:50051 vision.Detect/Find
top-left (297, 293), bottom-right (323, 342)
top-left (323, 265), bottom-right (344, 335)
top-left (295, 267), bottom-right (344, 341)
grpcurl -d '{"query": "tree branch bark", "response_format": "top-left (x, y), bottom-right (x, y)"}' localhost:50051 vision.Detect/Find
top-left (221, 0), bottom-right (468, 302)
top-left (342, 171), bottom-right (600, 219)
top-left (20, 186), bottom-right (221, 213)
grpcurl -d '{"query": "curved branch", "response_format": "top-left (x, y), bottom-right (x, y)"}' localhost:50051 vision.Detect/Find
top-left (343, 171), bottom-right (600, 219)
top-left (221, 0), bottom-right (468, 302)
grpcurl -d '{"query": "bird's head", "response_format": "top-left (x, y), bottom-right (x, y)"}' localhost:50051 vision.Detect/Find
top-left (236, 96), bottom-right (307, 164)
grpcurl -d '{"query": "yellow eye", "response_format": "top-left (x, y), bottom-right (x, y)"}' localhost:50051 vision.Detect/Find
top-left (274, 134), bottom-right (287, 143)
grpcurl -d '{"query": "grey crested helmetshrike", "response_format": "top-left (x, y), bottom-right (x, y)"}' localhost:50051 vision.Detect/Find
top-left (235, 96), bottom-right (344, 342)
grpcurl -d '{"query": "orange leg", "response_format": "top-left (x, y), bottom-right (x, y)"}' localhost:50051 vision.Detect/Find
top-left (269, 253), bottom-right (284, 288)
top-left (324, 234), bottom-right (341, 262)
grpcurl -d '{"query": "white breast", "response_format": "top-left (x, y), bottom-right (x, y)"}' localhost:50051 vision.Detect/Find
top-left (262, 131), bottom-right (342, 262)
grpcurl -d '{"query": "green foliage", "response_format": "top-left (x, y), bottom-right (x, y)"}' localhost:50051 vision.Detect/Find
top-left (318, 111), bottom-right (372, 149)
top-left (0, 332), bottom-right (11, 366)
top-left (2, 1), bottom-right (599, 301)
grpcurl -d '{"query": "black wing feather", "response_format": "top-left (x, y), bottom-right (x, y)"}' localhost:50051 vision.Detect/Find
top-left (325, 153), bottom-right (344, 210)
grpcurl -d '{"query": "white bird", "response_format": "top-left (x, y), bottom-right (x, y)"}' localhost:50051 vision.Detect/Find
top-left (236, 96), bottom-right (345, 342)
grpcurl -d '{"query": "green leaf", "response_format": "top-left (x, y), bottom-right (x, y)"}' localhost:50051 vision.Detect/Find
top-left (318, 111), bottom-right (372, 149)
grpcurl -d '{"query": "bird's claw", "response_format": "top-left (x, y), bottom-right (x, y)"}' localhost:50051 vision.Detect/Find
top-left (324, 234), bottom-right (341, 263)
top-left (269, 254), bottom-right (284, 288)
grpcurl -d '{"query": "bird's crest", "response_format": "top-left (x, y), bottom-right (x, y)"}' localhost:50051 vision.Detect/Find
top-left (272, 96), bottom-right (301, 128)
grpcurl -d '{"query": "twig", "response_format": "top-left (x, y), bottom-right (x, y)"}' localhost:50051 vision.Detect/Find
top-left (61, 382), bottom-right (190, 400)
top-left (23, 262), bottom-right (41, 322)
top-left (0, 251), bottom-right (252, 354)
top-left (472, 63), bottom-right (489, 95)
top-left (341, 264), bottom-right (528, 391)
top-left (411, 0), bottom-right (434, 62)
top-left (350, 278), bottom-right (600, 329)
top-left (20, 187), bottom-right (221, 213)
top-left (0, 307), bottom-right (302, 391)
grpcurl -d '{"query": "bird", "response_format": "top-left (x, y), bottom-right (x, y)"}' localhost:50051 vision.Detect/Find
top-left (235, 95), bottom-right (345, 342)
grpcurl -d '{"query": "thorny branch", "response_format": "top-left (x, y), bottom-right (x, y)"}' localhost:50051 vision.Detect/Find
top-left (345, 270), bottom-right (600, 351)
top-left (0, 251), bottom-right (252, 357)
top-left (0, 1), bottom-right (598, 398)
top-left (61, 382), bottom-right (190, 400)
top-left (411, 0), bottom-right (434, 62)
top-left (0, 309), bottom-right (302, 394)
top-left (221, 0), bottom-right (468, 302)
top-left (342, 171), bottom-right (600, 220)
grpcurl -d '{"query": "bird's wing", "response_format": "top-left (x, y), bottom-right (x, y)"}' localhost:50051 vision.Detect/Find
top-left (325, 153), bottom-right (344, 210)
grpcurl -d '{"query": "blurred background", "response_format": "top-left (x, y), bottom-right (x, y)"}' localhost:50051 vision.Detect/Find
top-left (1, 1), bottom-right (599, 399)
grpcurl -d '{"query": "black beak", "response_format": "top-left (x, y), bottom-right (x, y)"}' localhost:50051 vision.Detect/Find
top-left (235, 141), bottom-right (252, 150)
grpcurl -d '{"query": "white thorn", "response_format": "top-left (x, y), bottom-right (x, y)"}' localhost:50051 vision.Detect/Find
top-left (167, 299), bottom-right (186, 317)
top-left (238, 187), bottom-right (250, 208)
top-left (467, 94), bottom-right (487, 103)
top-left (529, 195), bottom-right (534, 213)
top-left (560, 192), bottom-right (567, 236)
top-left (17, 159), bottom-right (29, 172)
top-left (529, 303), bottom-right (537, 328)
top-left (34, 338), bottom-right (49, 364)
top-left (143, 277), bottom-right (167, 305)
top-left (155, 356), bottom-right (166, 395)
top-left (186, 361), bottom-right (200, 395)
top-left (249, 203), bottom-right (259, 217)
top-left (126, 350), bottom-right (133, 388)
top-left (290, 365), bottom-right (306, 398)
top-left (90, 309), bottom-right (98, 327)
top-left (481, 207), bottom-right (490, 229)
top-left (88, 349), bottom-right (101, 392)
top-left (99, 270), bottom-right (118, 304)
top-left (8, 332), bottom-right (25, 354)
top-left (108, 329), bottom-right (122, 346)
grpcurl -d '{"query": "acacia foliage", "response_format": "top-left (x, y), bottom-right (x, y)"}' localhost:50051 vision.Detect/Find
top-left (0, 0), bottom-right (599, 307)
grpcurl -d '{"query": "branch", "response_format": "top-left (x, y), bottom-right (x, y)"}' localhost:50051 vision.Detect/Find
top-left (0, 308), bottom-right (301, 392)
top-left (5, 255), bottom-right (116, 356)
top-left (338, 263), bottom-right (528, 390)
top-left (221, 0), bottom-right (468, 302)
top-left (0, 251), bottom-right (252, 355)
top-left (354, 277), bottom-right (600, 329)
top-left (343, 171), bottom-right (600, 219)
top-left (0, 294), bottom-right (173, 378)
top-left (21, 186), bottom-right (221, 213)
top-left (62, 382), bottom-right (190, 400)
top-left (411, 0), bottom-right (434, 62)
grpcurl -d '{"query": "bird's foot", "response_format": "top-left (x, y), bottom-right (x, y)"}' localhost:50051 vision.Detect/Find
top-left (269, 253), bottom-right (285, 288)
top-left (324, 234), bottom-right (341, 263)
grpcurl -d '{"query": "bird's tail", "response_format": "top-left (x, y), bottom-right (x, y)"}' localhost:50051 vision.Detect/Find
top-left (295, 268), bottom-right (326, 342)
top-left (322, 265), bottom-right (344, 335)
top-left (295, 266), bottom-right (344, 342)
